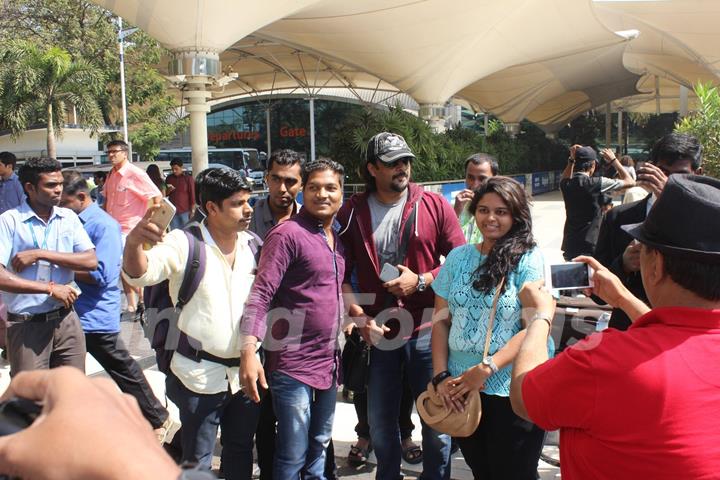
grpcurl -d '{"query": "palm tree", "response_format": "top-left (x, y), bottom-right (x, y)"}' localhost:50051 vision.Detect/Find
top-left (0, 41), bottom-right (104, 158)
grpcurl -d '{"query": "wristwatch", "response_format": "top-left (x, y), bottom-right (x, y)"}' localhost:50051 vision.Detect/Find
top-left (417, 273), bottom-right (427, 292)
top-left (431, 370), bottom-right (452, 388)
top-left (482, 356), bottom-right (499, 374)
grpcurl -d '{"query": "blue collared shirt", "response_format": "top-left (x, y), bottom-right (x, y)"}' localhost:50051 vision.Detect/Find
top-left (0, 173), bottom-right (24, 215)
top-left (0, 201), bottom-right (95, 314)
top-left (74, 203), bottom-right (122, 333)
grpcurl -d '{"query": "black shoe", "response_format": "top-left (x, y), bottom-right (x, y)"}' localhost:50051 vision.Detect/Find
top-left (135, 301), bottom-right (145, 323)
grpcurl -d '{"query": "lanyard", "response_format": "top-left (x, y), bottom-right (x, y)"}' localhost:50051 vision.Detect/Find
top-left (29, 221), bottom-right (52, 250)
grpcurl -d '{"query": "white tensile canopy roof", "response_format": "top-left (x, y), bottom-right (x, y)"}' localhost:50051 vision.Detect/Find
top-left (90, 0), bottom-right (720, 167)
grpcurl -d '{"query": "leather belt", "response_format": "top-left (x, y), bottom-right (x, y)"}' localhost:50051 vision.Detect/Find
top-left (7, 307), bottom-right (72, 322)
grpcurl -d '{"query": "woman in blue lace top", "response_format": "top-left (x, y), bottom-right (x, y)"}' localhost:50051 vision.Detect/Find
top-left (431, 176), bottom-right (548, 479)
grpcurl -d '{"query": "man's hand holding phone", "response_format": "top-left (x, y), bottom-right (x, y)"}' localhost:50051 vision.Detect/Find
top-left (125, 201), bottom-right (166, 251)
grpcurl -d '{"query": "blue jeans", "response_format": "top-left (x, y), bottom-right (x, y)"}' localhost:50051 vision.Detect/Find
top-left (170, 211), bottom-right (191, 230)
top-left (270, 371), bottom-right (337, 480)
top-left (368, 338), bottom-right (451, 480)
top-left (166, 373), bottom-right (260, 478)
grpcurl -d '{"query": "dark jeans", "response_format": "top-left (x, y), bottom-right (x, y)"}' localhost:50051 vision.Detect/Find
top-left (166, 372), bottom-right (260, 478)
top-left (85, 332), bottom-right (169, 428)
top-left (270, 371), bottom-right (336, 480)
top-left (368, 338), bottom-right (451, 480)
top-left (456, 393), bottom-right (545, 480)
top-left (354, 372), bottom-right (415, 441)
top-left (257, 386), bottom-right (337, 480)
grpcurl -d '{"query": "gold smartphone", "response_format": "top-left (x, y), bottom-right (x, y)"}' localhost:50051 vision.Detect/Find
top-left (143, 198), bottom-right (176, 250)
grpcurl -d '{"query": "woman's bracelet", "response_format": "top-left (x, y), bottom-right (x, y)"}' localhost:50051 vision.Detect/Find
top-left (530, 312), bottom-right (552, 329)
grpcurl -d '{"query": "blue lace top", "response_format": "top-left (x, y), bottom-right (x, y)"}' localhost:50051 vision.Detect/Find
top-left (432, 244), bottom-right (554, 397)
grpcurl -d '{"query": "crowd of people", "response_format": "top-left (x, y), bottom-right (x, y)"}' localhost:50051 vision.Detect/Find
top-left (0, 129), bottom-right (719, 480)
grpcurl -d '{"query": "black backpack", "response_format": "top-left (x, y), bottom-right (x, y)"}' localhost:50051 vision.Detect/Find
top-left (142, 223), bottom-right (262, 373)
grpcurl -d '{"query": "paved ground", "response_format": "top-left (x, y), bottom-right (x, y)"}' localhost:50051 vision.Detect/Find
top-left (0, 190), bottom-right (569, 479)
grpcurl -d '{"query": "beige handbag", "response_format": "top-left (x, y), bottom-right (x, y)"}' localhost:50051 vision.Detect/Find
top-left (417, 277), bottom-right (505, 437)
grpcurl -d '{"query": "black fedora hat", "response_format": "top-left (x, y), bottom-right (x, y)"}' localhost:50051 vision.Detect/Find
top-left (621, 175), bottom-right (720, 262)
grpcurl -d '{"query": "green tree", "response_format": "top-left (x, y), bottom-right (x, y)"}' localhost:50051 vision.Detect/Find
top-left (675, 82), bottom-right (720, 178)
top-left (0, 0), bottom-right (186, 159)
top-left (0, 40), bottom-right (104, 158)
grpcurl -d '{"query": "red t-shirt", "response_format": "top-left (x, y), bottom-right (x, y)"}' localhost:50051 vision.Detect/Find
top-left (523, 307), bottom-right (720, 479)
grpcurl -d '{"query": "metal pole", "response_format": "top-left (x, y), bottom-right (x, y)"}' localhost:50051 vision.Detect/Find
top-left (309, 98), bottom-right (316, 162)
top-left (118, 17), bottom-right (129, 143)
top-left (266, 106), bottom-right (272, 154)
top-left (605, 103), bottom-right (612, 148)
top-left (617, 110), bottom-right (623, 156)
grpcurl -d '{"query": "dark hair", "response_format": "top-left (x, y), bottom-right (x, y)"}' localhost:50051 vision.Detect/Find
top-left (0, 151), bottom-right (17, 168)
top-left (362, 137), bottom-right (379, 192)
top-left (649, 133), bottom-right (702, 170)
top-left (302, 158), bottom-right (345, 188)
top-left (267, 149), bottom-right (304, 173)
top-left (18, 157), bottom-right (62, 190)
top-left (170, 157), bottom-right (184, 168)
top-left (145, 164), bottom-right (164, 190)
top-left (651, 248), bottom-right (720, 301)
top-left (106, 140), bottom-right (129, 151)
top-left (468, 176), bottom-right (536, 293)
top-left (575, 158), bottom-right (596, 173)
top-left (62, 170), bottom-right (90, 196)
top-left (197, 167), bottom-right (251, 212)
top-left (464, 153), bottom-right (499, 176)
top-left (94, 171), bottom-right (107, 181)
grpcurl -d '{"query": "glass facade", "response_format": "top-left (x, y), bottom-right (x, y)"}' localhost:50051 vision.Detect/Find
top-left (207, 98), bottom-right (363, 157)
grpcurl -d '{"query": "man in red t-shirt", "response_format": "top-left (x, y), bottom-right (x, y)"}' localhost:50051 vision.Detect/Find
top-left (166, 158), bottom-right (195, 230)
top-left (511, 174), bottom-right (720, 479)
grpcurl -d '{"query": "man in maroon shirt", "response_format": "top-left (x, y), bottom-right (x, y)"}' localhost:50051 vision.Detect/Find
top-left (166, 158), bottom-right (195, 230)
top-left (240, 158), bottom-right (345, 479)
top-left (512, 175), bottom-right (720, 480)
top-left (337, 132), bottom-right (465, 480)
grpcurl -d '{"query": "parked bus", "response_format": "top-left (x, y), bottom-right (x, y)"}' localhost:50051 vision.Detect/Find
top-left (156, 147), bottom-right (266, 187)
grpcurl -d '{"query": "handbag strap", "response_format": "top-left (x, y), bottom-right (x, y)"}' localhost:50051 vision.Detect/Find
top-left (482, 276), bottom-right (506, 359)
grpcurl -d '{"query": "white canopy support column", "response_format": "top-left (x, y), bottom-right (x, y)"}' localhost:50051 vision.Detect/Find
top-left (419, 104), bottom-right (447, 133)
top-left (185, 85), bottom-right (212, 176)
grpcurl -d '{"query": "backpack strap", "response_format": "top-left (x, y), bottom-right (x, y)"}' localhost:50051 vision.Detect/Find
top-left (176, 224), bottom-right (206, 309)
top-left (245, 229), bottom-right (263, 270)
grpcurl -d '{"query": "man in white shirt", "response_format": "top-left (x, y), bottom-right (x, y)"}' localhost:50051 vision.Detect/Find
top-left (122, 168), bottom-right (260, 477)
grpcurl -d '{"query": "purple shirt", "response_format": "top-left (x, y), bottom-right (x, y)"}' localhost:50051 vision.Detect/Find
top-left (241, 208), bottom-right (345, 390)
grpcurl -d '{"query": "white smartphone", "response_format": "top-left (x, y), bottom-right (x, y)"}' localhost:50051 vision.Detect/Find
top-left (545, 262), bottom-right (594, 291)
top-left (379, 263), bottom-right (400, 282)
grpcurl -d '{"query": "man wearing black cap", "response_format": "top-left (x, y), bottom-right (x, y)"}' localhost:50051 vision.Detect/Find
top-left (337, 132), bottom-right (465, 480)
top-left (559, 145), bottom-right (634, 261)
top-left (511, 174), bottom-right (720, 479)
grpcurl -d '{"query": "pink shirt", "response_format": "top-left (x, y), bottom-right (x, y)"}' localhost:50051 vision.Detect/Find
top-left (523, 307), bottom-right (720, 480)
top-left (103, 162), bottom-right (161, 234)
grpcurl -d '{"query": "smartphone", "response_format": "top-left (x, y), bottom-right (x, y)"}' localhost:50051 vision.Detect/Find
top-left (148, 197), bottom-right (176, 232)
top-left (545, 262), bottom-right (594, 291)
top-left (379, 262), bottom-right (400, 283)
top-left (143, 198), bottom-right (176, 250)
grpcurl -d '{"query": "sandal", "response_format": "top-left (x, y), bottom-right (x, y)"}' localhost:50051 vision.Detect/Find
top-left (402, 443), bottom-right (423, 465)
top-left (347, 441), bottom-right (372, 466)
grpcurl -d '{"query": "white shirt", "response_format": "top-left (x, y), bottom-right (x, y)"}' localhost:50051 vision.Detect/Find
top-left (124, 224), bottom-right (256, 394)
